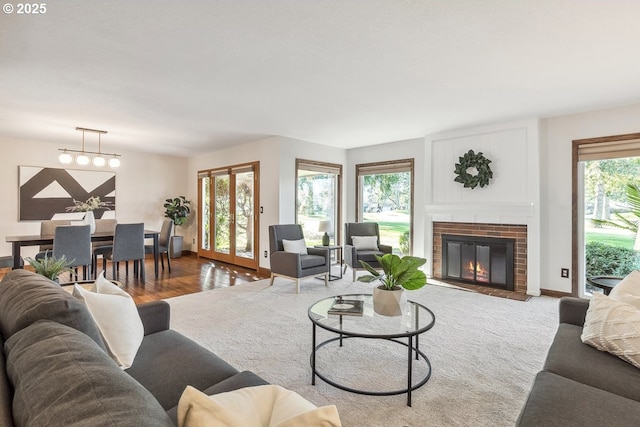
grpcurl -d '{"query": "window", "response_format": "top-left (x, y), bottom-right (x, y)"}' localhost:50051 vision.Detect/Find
top-left (295, 159), bottom-right (342, 246)
top-left (573, 134), bottom-right (640, 296)
top-left (356, 159), bottom-right (414, 255)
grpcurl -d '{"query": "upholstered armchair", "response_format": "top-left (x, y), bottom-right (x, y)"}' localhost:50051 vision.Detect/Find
top-left (268, 224), bottom-right (330, 293)
top-left (344, 222), bottom-right (393, 282)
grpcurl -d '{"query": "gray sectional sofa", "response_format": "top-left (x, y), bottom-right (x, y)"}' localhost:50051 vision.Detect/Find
top-left (517, 296), bottom-right (640, 426)
top-left (0, 269), bottom-right (268, 426)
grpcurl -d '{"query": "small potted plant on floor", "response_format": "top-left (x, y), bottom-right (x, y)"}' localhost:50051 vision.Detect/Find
top-left (164, 196), bottom-right (192, 258)
top-left (358, 253), bottom-right (427, 316)
top-left (25, 250), bottom-right (74, 283)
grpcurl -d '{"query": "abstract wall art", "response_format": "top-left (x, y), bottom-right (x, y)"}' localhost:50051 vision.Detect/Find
top-left (19, 166), bottom-right (116, 221)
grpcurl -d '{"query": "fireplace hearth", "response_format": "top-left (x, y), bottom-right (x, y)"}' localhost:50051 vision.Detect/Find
top-left (442, 234), bottom-right (515, 291)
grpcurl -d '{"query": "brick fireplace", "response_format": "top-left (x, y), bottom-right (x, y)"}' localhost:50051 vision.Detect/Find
top-left (432, 222), bottom-right (527, 293)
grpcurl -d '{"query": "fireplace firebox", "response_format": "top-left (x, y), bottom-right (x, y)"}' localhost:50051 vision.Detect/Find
top-left (441, 234), bottom-right (514, 291)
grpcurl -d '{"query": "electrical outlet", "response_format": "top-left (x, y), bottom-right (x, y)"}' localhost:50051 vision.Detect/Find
top-left (264, 251), bottom-right (268, 258)
top-left (561, 268), bottom-right (569, 278)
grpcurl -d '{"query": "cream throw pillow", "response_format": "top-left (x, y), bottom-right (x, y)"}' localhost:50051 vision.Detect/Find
top-left (178, 385), bottom-right (342, 427)
top-left (581, 293), bottom-right (640, 369)
top-left (351, 235), bottom-right (379, 251)
top-left (609, 270), bottom-right (640, 309)
top-left (282, 239), bottom-right (308, 255)
top-left (73, 272), bottom-right (144, 369)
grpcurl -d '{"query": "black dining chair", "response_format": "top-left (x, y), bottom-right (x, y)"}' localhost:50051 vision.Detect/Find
top-left (110, 223), bottom-right (145, 281)
top-left (53, 224), bottom-right (92, 281)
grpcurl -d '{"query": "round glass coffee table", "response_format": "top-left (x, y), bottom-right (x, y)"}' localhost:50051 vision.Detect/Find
top-left (308, 293), bottom-right (435, 406)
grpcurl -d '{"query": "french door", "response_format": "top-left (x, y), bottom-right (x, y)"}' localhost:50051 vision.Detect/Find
top-left (198, 162), bottom-right (259, 270)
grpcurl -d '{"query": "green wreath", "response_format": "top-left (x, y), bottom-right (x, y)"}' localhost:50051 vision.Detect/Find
top-left (453, 150), bottom-right (493, 189)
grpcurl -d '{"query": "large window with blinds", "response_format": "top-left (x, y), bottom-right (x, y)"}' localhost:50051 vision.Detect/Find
top-left (573, 134), bottom-right (640, 296)
top-left (295, 159), bottom-right (342, 246)
top-left (198, 162), bottom-right (259, 270)
top-left (356, 159), bottom-right (414, 255)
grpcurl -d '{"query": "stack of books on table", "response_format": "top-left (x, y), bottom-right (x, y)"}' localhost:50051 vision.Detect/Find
top-left (328, 298), bottom-right (364, 316)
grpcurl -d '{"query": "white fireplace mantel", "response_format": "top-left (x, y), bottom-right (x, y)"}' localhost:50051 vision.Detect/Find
top-left (426, 202), bottom-right (535, 225)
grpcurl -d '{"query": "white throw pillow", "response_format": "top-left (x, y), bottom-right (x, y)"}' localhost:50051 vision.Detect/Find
top-left (73, 272), bottom-right (144, 369)
top-left (282, 239), bottom-right (308, 254)
top-left (609, 270), bottom-right (640, 310)
top-left (177, 385), bottom-right (342, 427)
top-left (581, 293), bottom-right (640, 369)
top-left (351, 235), bottom-right (379, 251)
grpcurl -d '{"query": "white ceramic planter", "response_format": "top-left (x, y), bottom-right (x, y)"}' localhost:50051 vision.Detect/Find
top-left (372, 285), bottom-right (406, 316)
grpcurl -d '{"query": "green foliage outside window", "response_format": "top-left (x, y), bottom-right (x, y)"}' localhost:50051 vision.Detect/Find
top-left (585, 242), bottom-right (639, 277)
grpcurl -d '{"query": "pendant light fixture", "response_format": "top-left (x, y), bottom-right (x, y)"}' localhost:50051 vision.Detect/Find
top-left (58, 127), bottom-right (121, 168)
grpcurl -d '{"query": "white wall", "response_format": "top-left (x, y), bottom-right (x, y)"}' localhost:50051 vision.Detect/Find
top-left (541, 103), bottom-right (640, 293)
top-left (425, 119), bottom-right (541, 295)
top-left (346, 138), bottom-right (426, 258)
top-left (0, 136), bottom-right (188, 259)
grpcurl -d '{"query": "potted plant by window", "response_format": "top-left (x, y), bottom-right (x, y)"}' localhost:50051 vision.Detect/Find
top-left (163, 196), bottom-right (192, 258)
top-left (358, 254), bottom-right (427, 316)
top-left (25, 250), bottom-right (74, 283)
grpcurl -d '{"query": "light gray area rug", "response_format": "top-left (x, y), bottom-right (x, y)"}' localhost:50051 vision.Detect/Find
top-left (166, 277), bottom-right (559, 427)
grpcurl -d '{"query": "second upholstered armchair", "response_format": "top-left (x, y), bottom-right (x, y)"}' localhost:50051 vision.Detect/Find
top-left (344, 222), bottom-right (393, 282)
top-left (268, 224), bottom-right (330, 293)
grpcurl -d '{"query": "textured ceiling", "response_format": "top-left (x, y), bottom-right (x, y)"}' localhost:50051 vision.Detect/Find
top-left (1, 0), bottom-right (640, 157)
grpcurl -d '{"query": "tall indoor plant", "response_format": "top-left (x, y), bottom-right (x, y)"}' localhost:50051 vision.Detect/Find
top-left (358, 253), bottom-right (427, 316)
top-left (163, 196), bottom-right (191, 258)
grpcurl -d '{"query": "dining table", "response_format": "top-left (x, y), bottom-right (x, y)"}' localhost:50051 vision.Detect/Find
top-left (5, 229), bottom-right (161, 278)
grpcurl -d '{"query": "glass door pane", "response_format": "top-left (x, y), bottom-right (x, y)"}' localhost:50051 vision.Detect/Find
top-left (235, 171), bottom-right (254, 259)
top-left (214, 174), bottom-right (231, 255)
top-left (200, 176), bottom-right (211, 251)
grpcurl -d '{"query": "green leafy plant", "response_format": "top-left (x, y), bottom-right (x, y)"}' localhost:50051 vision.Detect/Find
top-left (585, 242), bottom-right (640, 277)
top-left (591, 182), bottom-right (640, 234)
top-left (453, 149), bottom-right (493, 189)
top-left (164, 196), bottom-right (192, 227)
top-left (25, 250), bottom-right (74, 281)
top-left (358, 253), bottom-right (427, 290)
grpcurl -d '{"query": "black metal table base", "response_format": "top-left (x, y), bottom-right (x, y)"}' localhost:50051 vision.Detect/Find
top-left (311, 332), bottom-right (431, 406)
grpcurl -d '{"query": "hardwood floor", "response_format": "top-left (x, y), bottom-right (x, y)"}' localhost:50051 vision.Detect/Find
top-left (0, 253), bottom-right (269, 305)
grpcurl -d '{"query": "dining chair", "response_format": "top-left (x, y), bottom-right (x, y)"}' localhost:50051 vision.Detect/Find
top-left (35, 220), bottom-right (71, 260)
top-left (110, 223), bottom-right (145, 281)
top-left (53, 224), bottom-right (92, 281)
top-left (344, 222), bottom-right (393, 282)
top-left (92, 218), bottom-right (118, 275)
top-left (145, 219), bottom-right (173, 273)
